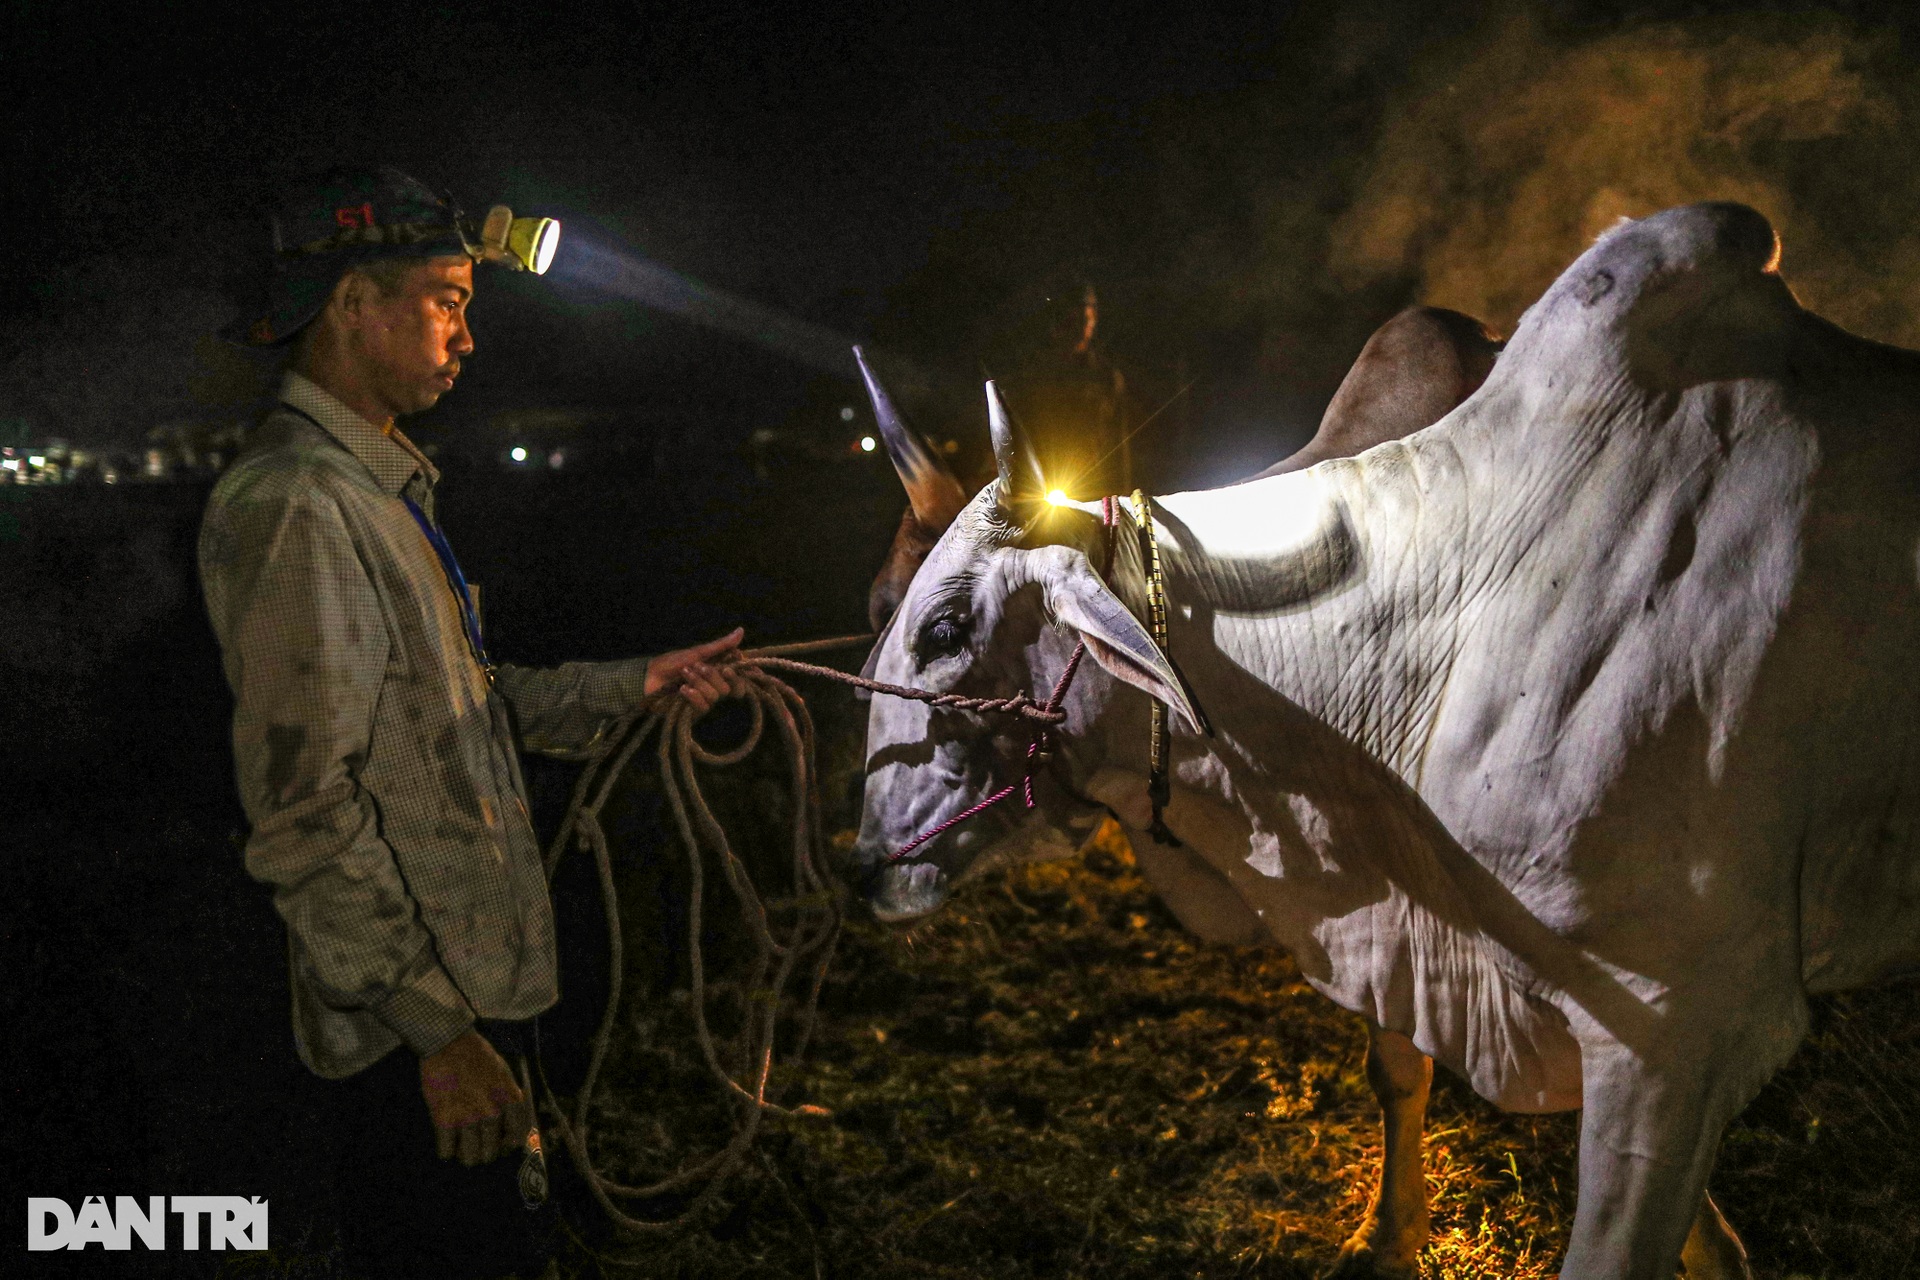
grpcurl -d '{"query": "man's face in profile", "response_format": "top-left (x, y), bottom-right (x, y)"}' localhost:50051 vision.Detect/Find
top-left (351, 255), bottom-right (476, 418)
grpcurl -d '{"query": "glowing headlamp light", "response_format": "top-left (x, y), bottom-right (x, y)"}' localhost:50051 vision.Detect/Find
top-left (476, 205), bottom-right (562, 275)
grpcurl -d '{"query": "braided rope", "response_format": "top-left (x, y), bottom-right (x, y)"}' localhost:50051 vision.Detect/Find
top-left (750, 655), bottom-right (1068, 725)
top-left (767, 499), bottom-right (1125, 865)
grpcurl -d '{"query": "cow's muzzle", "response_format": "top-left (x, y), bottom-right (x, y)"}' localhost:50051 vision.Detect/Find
top-left (866, 859), bottom-right (950, 922)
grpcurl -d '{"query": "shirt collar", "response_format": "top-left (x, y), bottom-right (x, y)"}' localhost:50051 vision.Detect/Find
top-left (279, 370), bottom-right (441, 496)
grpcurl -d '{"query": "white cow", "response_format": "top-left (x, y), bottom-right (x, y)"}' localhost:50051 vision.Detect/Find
top-left (848, 203), bottom-right (1920, 1279)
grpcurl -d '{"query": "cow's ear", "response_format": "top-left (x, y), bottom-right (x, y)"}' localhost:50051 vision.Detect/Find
top-left (1040, 555), bottom-right (1203, 733)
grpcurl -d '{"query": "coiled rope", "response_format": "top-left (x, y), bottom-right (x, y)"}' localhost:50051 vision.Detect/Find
top-left (535, 624), bottom-right (1110, 1237)
top-left (536, 633), bottom-right (870, 1235)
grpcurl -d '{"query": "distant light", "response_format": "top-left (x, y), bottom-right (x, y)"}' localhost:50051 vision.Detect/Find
top-left (859, 435), bottom-right (877, 453)
top-left (1046, 488), bottom-right (1069, 506)
top-left (510, 446), bottom-right (528, 463)
top-left (839, 406), bottom-right (855, 422)
top-left (28, 455), bottom-right (45, 468)
top-left (547, 448), bottom-right (566, 470)
top-left (1, 459), bottom-right (16, 471)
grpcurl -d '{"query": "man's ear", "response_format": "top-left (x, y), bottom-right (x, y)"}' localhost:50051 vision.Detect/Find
top-left (1023, 546), bottom-right (1203, 733)
top-left (329, 268), bottom-right (373, 327)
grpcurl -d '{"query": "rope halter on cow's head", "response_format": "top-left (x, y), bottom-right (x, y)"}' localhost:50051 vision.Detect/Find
top-left (759, 366), bottom-right (1208, 869)
top-left (756, 486), bottom-right (1195, 863)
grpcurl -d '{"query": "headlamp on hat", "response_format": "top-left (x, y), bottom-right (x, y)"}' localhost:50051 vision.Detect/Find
top-left (473, 206), bottom-right (560, 275)
top-left (277, 204), bottom-right (562, 276)
top-left (225, 166), bottom-right (564, 347)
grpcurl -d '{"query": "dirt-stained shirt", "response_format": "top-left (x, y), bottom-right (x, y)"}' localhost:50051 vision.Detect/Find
top-left (199, 371), bottom-right (651, 1078)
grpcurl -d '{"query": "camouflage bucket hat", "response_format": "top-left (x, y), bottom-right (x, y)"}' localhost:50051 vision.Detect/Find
top-left (222, 166), bottom-right (476, 347)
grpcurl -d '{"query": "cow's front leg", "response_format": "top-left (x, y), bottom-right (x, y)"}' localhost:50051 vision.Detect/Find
top-left (1678, 1189), bottom-right (1752, 1280)
top-left (1325, 1022), bottom-right (1431, 1279)
top-left (1561, 1023), bottom-right (1791, 1280)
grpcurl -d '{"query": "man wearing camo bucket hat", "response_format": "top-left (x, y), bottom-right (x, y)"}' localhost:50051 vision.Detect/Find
top-left (201, 166), bottom-right (744, 1279)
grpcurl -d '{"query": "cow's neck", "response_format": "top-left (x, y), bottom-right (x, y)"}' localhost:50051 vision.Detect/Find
top-left (1093, 440), bottom-right (1585, 1101)
top-left (1142, 433), bottom-right (1485, 785)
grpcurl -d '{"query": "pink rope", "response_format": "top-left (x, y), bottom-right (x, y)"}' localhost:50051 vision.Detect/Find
top-left (887, 780), bottom-right (1021, 863)
top-left (747, 498), bottom-right (1118, 866)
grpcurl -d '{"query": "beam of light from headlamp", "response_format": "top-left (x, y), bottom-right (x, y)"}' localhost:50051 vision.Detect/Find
top-left (556, 237), bottom-right (868, 380)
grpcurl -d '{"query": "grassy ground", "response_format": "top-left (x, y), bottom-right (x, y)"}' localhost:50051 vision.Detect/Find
top-left (549, 823), bottom-right (1920, 1280)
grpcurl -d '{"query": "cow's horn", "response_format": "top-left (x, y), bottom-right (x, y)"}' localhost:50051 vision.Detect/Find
top-left (987, 380), bottom-right (1044, 502)
top-left (855, 345), bottom-right (966, 532)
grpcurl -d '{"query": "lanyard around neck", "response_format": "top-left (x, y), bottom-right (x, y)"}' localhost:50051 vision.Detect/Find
top-left (400, 495), bottom-right (491, 675)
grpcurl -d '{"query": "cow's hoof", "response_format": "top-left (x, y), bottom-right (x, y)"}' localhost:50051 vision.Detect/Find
top-left (1679, 1191), bottom-right (1754, 1280)
top-left (1322, 1216), bottom-right (1423, 1279)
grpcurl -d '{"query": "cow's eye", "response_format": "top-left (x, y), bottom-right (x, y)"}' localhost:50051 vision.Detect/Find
top-left (922, 616), bottom-right (967, 660)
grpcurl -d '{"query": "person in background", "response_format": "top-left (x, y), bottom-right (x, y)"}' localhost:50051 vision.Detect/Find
top-left (200, 166), bottom-right (742, 1280)
top-left (992, 272), bottom-right (1135, 499)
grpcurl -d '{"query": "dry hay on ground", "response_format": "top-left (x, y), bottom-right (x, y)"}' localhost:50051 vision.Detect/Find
top-left (562, 823), bottom-right (1920, 1279)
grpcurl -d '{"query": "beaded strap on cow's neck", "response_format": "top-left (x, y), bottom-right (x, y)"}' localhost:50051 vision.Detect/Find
top-left (1130, 490), bottom-right (1182, 847)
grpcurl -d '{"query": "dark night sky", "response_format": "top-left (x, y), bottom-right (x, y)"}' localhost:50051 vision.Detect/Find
top-left (8, 0), bottom-right (1920, 479)
top-left (2, 2), bottom-right (1314, 449)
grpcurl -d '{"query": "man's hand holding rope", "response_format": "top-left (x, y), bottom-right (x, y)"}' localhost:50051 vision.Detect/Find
top-left (646, 627), bottom-right (747, 712)
top-left (421, 1029), bottom-right (536, 1167)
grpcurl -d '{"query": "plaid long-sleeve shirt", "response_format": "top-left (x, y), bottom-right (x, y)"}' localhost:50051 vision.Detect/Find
top-left (200, 372), bottom-right (651, 1078)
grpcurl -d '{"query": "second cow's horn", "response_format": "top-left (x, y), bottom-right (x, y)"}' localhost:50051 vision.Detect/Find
top-left (855, 345), bottom-right (967, 533)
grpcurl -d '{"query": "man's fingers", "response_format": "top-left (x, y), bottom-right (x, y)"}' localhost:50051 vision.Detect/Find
top-left (689, 627), bottom-right (745, 661)
top-left (506, 1096), bottom-right (535, 1149)
top-left (645, 629), bottom-right (745, 697)
top-left (458, 1120), bottom-right (482, 1167)
top-left (679, 664), bottom-right (729, 710)
top-left (436, 1122), bottom-right (455, 1161)
top-left (478, 1112), bottom-right (501, 1164)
